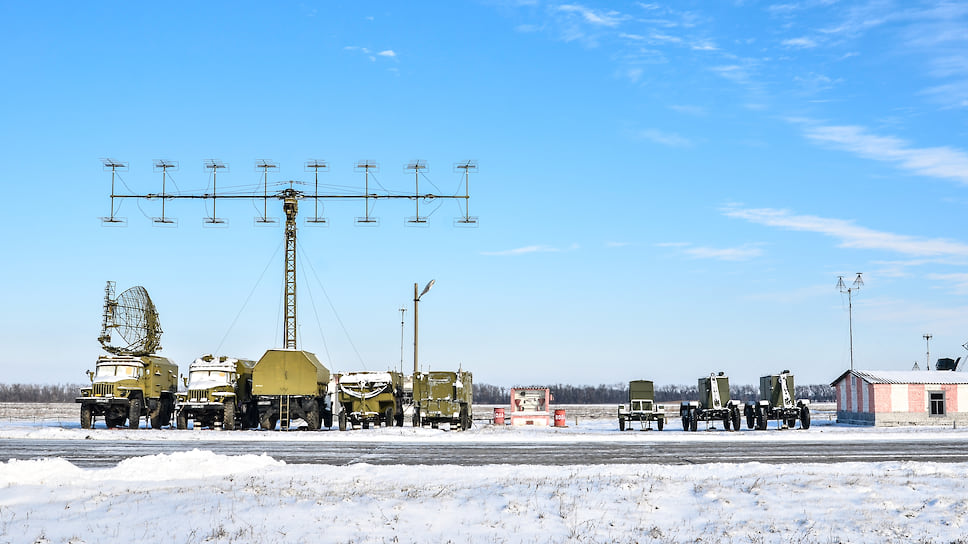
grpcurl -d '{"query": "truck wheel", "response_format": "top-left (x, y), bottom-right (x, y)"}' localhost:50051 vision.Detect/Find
top-left (105, 413), bottom-right (123, 428)
top-left (800, 405), bottom-right (811, 429)
top-left (362, 419), bottom-right (370, 430)
top-left (460, 406), bottom-right (470, 431)
top-left (176, 410), bottom-right (188, 430)
top-left (338, 410), bottom-right (347, 431)
top-left (80, 405), bottom-right (93, 429)
top-left (223, 403), bottom-right (236, 431)
top-left (260, 413), bottom-right (277, 431)
top-left (732, 408), bottom-right (741, 431)
top-left (304, 404), bottom-right (320, 431)
top-left (323, 408), bottom-right (333, 429)
top-left (150, 403), bottom-right (167, 429)
top-left (395, 411), bottom-right (404, 427)
top-left (689, 410), bottom-right (698, 432)
top-left (656, 417), bottom-right (664, 431)
top-left (619, 417), bottom-right (626, 431)
top-left (383, 407), bottom-right (394, 428)
top-left (745, 406), bottom-right (755, 430)
top-left (681, 414), bottom-right (689, 432)
top-left (722, 412), bottom-right (731, 431)
top-left (786, 417), bottom-right (797, 428)
top-left (756, 410), bottom-right (767, 430)
top-left (128, 398), bottom-right (142, 429)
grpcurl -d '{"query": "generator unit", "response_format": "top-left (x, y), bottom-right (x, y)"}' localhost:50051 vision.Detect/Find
top-left (412, 370), bottom-right (473, 430)
top-left (617, 380), bottom-right (665, 431)
top-left (744, 370), bottom-right (811, 430)
top-left (680, 372), bottom-right (742, 431)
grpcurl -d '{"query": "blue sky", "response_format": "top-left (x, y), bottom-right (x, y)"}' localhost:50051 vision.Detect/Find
top-left (2, 1), bottom-right (968, 387)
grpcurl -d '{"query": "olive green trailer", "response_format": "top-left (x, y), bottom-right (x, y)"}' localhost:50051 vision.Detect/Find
top-left (744, 370), bottom-right (811, 430)
top-left (251, 349), bottom-right (333, 430)
top-left (335, 371), bottom-right (406, 430)
top-left (412, 370), bottom-right (473, 430)
top-left (77, 355), bottom-right (178, 429)
top-left (175, 354), bottom-right (257, 430)
top-left (680, 372), bottom-right (742, 431)
top-left (617, 380), bottom-right (665, 431)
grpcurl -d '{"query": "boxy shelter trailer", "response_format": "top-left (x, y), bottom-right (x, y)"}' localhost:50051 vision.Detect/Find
top-left (618, 380), bottom-right (665, 431)
top-left (509, 387), bottom-right (552, 426)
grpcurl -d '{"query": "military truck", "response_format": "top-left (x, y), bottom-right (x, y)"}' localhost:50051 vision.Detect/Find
top-left (744, 370), bottom-right (811, 430)
top-left (617, 380), bottom-right (665, 431)
top-left (175, 354), bottom-right (257, 430)
top-left (78, 354), bottom-right (178, 429)
top-left (77, 281), bottom-right (177, 429)
top-left (335, 371), bottom-right (406, 430)
top-left (680, 372), bottom-right (742, 431)
top-left (251, 349), bottom-right (333, 430)
top-left (412, 370), bottom-right (473, 430)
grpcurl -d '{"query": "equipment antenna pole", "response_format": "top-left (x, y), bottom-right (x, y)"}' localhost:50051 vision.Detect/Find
top-left (283, 189), bottom-right (299, 349)
top-left (399, 307), bottom-right (407, 375)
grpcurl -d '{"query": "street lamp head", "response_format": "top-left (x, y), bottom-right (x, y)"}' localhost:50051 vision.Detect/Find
top-left (420, 279), bottom-right (435, 298)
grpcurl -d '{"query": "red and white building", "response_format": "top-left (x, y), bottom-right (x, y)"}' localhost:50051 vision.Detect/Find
top-left (509, 387), bottom-right (552, 426)
top-left (830, 370), bottom-right (968, 426)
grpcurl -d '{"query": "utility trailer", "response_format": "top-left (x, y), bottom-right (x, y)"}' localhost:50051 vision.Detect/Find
top-left (680, 372), bottom-right (742, 431)
top-left (335, 371), bottom-right (406, 430)
top-left (412, 370), bottom-right (473, 430)
top-left (744, 370), bottom-right (811, 430)
top-left (617, 380), bottom-right (665, 431)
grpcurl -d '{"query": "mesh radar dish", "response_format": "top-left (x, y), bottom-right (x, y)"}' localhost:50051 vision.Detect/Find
top-left (98, 281), bottom-right (163, 356)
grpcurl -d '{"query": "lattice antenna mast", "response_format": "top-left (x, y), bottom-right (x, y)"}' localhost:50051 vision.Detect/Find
top-left (283, 189), bottom-right (299, 349)
top-left (98, 280), bottom-right (117, 347)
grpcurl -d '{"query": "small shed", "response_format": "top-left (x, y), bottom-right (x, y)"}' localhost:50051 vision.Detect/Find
top-left (830, 369), bottom-right (968, 426)
top-left (509, 387), bottom-right (551, 426)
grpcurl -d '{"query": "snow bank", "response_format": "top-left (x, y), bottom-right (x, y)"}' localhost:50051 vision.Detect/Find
top-left (0, 454), bottom-right (965, 543)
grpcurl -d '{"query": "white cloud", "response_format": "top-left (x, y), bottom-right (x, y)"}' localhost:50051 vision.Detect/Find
top-left (636, 128), bottom-right (692, 147)
top-left (557, 4), bottom-right (626, 27)
top-left (480, 244), bottom-right (574, 256)
top-left (378, 50), bottom-right (397, 58)
top-left (799, 123), bottom-right (968, 185)
top-left (723, 206), bottom-right (968, 258)
top-left (669, 104), bottom-right (706, 116)
top-left (683, 244), bottom-right (764, 261)
top-left (927, 273), bottom-right (968, 295)
top-left (782, 37), bottom-right (818, 48)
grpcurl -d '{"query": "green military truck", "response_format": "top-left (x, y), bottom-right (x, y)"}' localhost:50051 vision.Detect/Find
top-left (744, 370), bottom-right (811, 430)
top-left (680, 372), bottom-right (742, 431)
top-left (175, 354), bottom-right (257, 430)
top-left (335, 371), bottom-right (406, 430)
top-left (617, 380), bottom-right (665, 431)
top-left (412, 370), bottom-right (473, 430)
top-left (251, 349), bottom-right (333, 431)
top-left (78, 354), bottom-right (178, 429)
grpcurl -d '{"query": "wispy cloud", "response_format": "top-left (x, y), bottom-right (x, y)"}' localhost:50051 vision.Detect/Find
top-left (480, 244), bottom-right (577, 256)
top-left (635, 128), bottom-right (692, 147)
top-left (723, 206), bottom-right (968, 257)
top-left (557, 4), bottom-right (626, 27)
top-left (782, 37), bottom-right (818, 48)
top-left (658, 241), bottom-right (763, 261)
top-left (797, 122), bottom-right (968, 185)
top-left (926, 273), bottom-right (968, 295)
top-left (378, 50), bottom-right (397, 58)
top-left (669, 104), bottom-right (706, 116)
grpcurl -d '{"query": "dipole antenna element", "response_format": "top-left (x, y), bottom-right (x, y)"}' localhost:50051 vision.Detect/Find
top-left (204, 159), bottom-right (228, 225)
top-left (355, 160), bottom-right (379, 225)
top-left (454, 160), bottom-right (478, 226)
top-left (837, 272), bottom-right (864, 370)
top-left (406, 160), bottom-right (429, 225)
top-left (305, 159), bottom-right (329, 224)
top-left (100, 158), bottom-right (129, 225)
top-left (152, 160), bottom-right (178, 225)
top-left (255, 160), bottom-right (279, 224)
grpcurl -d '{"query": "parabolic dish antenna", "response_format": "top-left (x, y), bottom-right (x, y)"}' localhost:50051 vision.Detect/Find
top-left (98, 282), bottom-right (163, 356)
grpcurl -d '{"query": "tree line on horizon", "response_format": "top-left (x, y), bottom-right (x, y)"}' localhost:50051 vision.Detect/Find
top-left (0, 382), bottom-right (835, 404)
top-left (472, 383), bottom-right (836, 404)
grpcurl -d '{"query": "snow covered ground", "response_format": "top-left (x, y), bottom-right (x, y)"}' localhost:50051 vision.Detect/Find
top-left (2, 404), bottom-right (968, 543)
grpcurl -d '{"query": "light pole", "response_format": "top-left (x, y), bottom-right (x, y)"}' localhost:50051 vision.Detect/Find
top-left (413, 279), bottom-right (435, 375)
top-left (837, 272), bottom-right (864, 370)
top-left (924, 334), bottom-right (932, 371)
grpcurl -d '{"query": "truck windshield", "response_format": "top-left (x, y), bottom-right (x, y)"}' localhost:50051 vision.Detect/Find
top-left (189, 370), bottom-right (234, 387)
top-left (95, 365), bottom-right (142, 379)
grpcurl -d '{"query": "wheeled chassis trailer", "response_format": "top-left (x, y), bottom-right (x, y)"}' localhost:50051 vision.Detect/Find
top-left (617, 407), bottom-right (665, 431)
top-left (744, 400), bottom-right (811, 430)
top-left (680, 401), bottom-right (742, 432)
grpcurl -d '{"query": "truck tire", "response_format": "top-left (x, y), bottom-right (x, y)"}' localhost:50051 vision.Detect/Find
top-left (128, 398), bottom-right (142, 429)
top-left (722, 412), bottom-right (731, 431)
top-left (681, 413), bottom-right (689, 432)
top-left (80, 405), bottom-right (93, 429)
top-left (460, 406), bottom-right (470, 431)
top-left (413, 409), bottom-right (421, 428)
top-left (732, 408), bottom-right (741, 431)
top-left (395, 410), bottom-right (404, 427)
top-left (304, 404), bottom-right (320, 431)
top-left (689, 410), bottom-right (698, 432)
top-left (786, 417), bottom-right (797, 428)
top-left (338, 410), bottom-right (348, 431)
top-left (105, 413), bottom-right (124, 428)
top-left (323, 408), bottom-right (333, 429)
top-left (756, 409), bottom-right (767, 430)
top-left (150, 401), bottom-right (167, 429)
top-left (745, 406), bottom-right (755, 430)
top-left (223, 403), bottom-right (236, 431)
top-left (362, 419), bottom-right (370, 430)
top-left (176, 410), bottom-right (188, 430)
top-left (383, 407), bottom-right (394, 428)
top-left (619, 417), bottom-right (626, 431)
top-left (656, 417), bottom-right (664, 431)
top-left (800, 405), bottom-right (811, 429)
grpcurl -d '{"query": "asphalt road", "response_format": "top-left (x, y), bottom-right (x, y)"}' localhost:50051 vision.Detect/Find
top-left (3, 437), bottom-right (968, 467)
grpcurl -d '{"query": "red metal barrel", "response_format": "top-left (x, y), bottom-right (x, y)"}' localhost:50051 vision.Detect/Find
top-left (553, 409), bottom-right (566, 427)
top-left (493, 407), bottom-right (505, 425)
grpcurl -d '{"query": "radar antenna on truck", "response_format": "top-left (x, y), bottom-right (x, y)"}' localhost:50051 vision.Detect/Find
top-left (98, 281), bottom-right (163, 356)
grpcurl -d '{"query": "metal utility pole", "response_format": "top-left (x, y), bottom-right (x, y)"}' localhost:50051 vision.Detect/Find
top-left (399, 307), bottom-right (407, 375)
top-left (837, 272), bottom-right (864, 370)
top-left (413, 280), bottom-right (434, 375)
top-left (924, 334), bottom-right (933, 371)
top-left (103, 159), bottom-right (475, 354)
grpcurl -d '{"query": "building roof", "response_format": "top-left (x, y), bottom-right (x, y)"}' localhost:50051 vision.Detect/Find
top-left (831, 369), bottom-right (968, 386)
